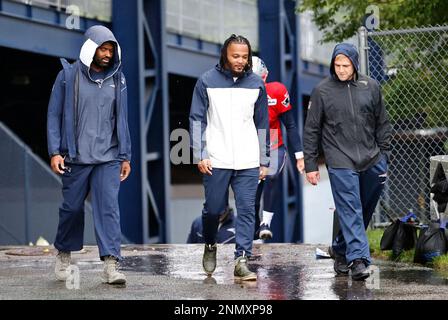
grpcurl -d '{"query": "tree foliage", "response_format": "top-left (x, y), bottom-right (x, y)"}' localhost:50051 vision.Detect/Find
top-left (298, 0), bottom-right (448, 43)
top-left (375, 32), bottom-right (448, 128)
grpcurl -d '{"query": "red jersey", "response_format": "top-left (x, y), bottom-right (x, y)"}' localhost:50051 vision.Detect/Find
top-left (265, 82), bottom-right (292, 150)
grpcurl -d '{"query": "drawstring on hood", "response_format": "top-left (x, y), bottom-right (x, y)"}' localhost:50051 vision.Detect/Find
top-left (330, 43), bottom-right (359, 81)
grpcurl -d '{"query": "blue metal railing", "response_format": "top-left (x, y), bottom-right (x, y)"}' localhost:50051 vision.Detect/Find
top-left (0, 121), bottom-right (96, 245)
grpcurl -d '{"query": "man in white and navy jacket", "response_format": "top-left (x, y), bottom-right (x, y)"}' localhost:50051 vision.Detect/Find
top-left (189, 34), bottom-right (270, 281)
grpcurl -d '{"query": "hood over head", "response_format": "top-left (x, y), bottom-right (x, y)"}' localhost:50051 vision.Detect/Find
top-left (330, 43), bottom-right (359, 80)
top-left (79, 25), bottom-right (121, 73)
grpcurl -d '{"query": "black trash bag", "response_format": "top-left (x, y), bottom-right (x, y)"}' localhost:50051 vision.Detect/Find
top-left (414, 222), bottom-right (448, 264)
top-left (392, 222), bottom-right (417, 257)
top-left (380, 220), bottom-right (400, 250)
top-left (380, 212), bottom-right (418, 254)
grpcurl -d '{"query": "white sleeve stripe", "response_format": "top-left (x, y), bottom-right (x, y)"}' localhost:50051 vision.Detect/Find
top-left (295, 151), bottom-right (304, 159)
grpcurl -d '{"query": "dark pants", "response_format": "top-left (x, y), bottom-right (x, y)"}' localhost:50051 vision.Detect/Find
top-left (202, 167), bottom-right (259, 258)
top-left (328, 155), bottom-right (388, 265)
top-left (54, 161), bottom-right (122, 260)
top-left (255, 145), bottom-right (287, 227)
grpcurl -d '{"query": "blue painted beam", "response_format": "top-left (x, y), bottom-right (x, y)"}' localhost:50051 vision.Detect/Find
top-left (112, 0), bottom-right (144, 244)
top-left (166, 46), bottom-right (218, 78)
top-left (258, 0), bottom-right (281, 83)
top-left (143, 0), bottom-right (170, 243)
top-left (166, 32), bottom-right (219, 78)
top-left (0, 13), bottom-right (83, 59)
top-left (258, 0), bottom-right (292, 243)
top-left (258, 0), bottom-right (330, 243)
top-left (113, 0), bottom-right (169, 244)
top-left (0, 0), bottom-right (110, 59)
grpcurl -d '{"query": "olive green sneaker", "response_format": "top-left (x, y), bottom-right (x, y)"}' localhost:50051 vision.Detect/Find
top-left (202, 244), bottom-right (217, 275)
top-left (234, 256), bottom-right (257, 281)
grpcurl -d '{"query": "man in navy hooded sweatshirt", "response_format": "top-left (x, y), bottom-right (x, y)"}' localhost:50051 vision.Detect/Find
top-left (303, 43), bottom-right (391, 280)
top-left (47, 25), bottom-right (131, 284)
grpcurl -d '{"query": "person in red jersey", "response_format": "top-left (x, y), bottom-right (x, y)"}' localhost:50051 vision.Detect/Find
top-left (252, 56), bottom-right (304, 240)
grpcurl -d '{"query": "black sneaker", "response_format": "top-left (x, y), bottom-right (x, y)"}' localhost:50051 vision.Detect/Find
top-left (202, 244), bottom-right (217, 275)
top-left (349, 259), bottom-right (370, 281)
top-left (330, 248), bottom-right (349, 276)
top-left (257, 223), bottom-right (273, 240)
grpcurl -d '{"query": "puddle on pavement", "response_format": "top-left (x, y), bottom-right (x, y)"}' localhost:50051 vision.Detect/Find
top-left (380, 269), bottom-right (448, 285)
top-left (114, 253), bottom-right (448, 300)
top-left (120, 255), bottom-right (309, 299)
top-left (120, 255), bottom-right (170, 274)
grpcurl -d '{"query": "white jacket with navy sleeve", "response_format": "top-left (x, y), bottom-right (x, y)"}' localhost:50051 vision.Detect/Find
top-left (189, 64), bottom-right (270, 170)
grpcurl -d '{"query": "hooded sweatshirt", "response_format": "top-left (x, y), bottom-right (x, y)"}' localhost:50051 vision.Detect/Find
top-left (303, 43), bottom-right (391, 172)
top-left (47, 25), bottom-right (131, 163)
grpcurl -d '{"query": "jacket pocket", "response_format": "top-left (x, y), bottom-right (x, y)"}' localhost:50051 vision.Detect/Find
top-left (360, 111), bottom-right (375, 136)
top-left (325, 103), bottom-right (343, 134)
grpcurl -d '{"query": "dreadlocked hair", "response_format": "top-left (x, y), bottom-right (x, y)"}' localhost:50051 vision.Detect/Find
top-left (219, 34), bottom-right (253, 72)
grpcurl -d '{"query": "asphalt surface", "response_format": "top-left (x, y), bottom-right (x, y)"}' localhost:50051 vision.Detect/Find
top-left (0, 243), bottom-right (447, 300)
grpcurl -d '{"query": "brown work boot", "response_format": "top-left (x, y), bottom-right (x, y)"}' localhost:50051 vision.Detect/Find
top-left (102, 256), bottom-right (126, 284)
top-left (55, 251), bottom-right (71, 281)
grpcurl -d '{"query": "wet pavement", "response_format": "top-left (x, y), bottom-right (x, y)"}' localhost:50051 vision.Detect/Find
top-left (0, 243), bottom-right (447, 300)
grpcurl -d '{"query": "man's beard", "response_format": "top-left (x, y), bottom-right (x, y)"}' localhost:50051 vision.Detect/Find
top-left (93, 56), bottom-right (111, 69)
top-left (231, 69), bottom-right (245, 77)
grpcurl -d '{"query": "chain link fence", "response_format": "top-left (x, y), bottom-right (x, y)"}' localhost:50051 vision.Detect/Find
top-left (362, 25), bottom-right (448, 225)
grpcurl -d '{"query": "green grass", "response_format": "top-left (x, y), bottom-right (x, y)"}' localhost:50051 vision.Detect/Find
top-left (367, 228), bottom-right (390, 260)
top-left (433, 255), bottom-right (448, 272)
top-left (388, 248), bottom-right (415, 263)
top-left (431, 255), bottom-right (448, 279)
top-left (367, 228), bottom-right (415, 263)
top-left (367, 228), bottom-right (448, 279)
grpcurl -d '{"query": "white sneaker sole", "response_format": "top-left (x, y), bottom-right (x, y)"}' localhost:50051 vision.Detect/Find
top-left (202, 265), bottom-right (216, 276)
top-left (102, 276), bottom-right (126, 284)
top-left (202, 255), bottom-right (217, 275)
top-left (55, 273), bottom-right (69, 281)
top-left (234, 274), bottom-right (257, 281)
top-left (259, 230), bottom-right (273, 240)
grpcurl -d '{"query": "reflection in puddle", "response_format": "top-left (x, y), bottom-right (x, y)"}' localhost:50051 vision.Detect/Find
top-left (79, 246), bottom-right (448, 300)
top-left (380, 269), bottom-right (448, 285)
top-left (120, 255), bottom-right (307, 299)
top-left (120, 255), bottom-right (170, 274)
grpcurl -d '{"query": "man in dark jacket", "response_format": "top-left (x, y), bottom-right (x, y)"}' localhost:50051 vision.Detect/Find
top-left (47, 25), bottom-right (131, 285)
top-left (303, 43), bottom-right (391, 281)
